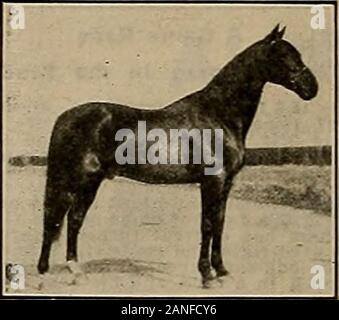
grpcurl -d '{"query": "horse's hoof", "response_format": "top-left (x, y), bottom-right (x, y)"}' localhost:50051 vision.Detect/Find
top-left (37, 261), bottom-right (49, 274)
top-left (216, 268), bottom-right (229, 278)
top-left (202, 273), bottom-right (215, 289)
top-left (66, 261), bottom-right (88, 285)
top-left (202, 277), bottom-right (222, 289)
top-left (67, 260), bottom-right (84, 276)
top-left (202, 280), bottom-right (213, 289)
top-left (37, 274), bottom-right (46, 291)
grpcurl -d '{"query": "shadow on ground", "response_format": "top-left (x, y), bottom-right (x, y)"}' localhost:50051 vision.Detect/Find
top-left (25, 257), bottom-right (166, 277)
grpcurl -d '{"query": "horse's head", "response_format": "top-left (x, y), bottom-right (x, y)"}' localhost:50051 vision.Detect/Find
top-left (262, 24), bottom-right (318, 101)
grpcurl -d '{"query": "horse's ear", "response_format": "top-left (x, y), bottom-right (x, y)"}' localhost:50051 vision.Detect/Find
top-left (264, 24), bottom-right (285, 43)
top-left (277, 26), bottom-right (286, 39)
top-left (271, 23), bottom-right (280, 35)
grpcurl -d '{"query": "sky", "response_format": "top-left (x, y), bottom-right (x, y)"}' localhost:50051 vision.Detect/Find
top-left (3, 4), bottom-right (334, 157)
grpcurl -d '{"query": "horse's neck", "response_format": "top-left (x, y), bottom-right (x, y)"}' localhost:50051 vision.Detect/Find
top-left (203, 47), bottom-right (266, 141)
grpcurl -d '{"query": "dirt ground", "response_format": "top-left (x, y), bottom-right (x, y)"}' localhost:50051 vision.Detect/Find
top-left (3, 166), bottom-right (333, 296)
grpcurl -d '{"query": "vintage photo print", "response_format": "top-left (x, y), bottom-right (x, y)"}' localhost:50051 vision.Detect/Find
top-left (2, 2), bottom-right (337, 297)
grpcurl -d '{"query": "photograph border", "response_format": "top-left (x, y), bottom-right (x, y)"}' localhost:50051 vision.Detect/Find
top-left (0, 0), bottom-right (337, 300)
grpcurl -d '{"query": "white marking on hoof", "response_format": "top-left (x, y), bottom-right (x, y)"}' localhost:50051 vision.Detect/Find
top-left (37, 274), bottom-right (45, 291)
top-left (202, 276), bottom-right (223, 289)
top-left (67, 261), bottom-right (87, 285)
top-left (67, 260), bottom-right (83, 276)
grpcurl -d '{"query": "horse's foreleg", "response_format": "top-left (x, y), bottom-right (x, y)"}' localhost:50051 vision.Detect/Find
top-left (198, 176), bottom-right (222, 287)
top-left (211, 179), bottom-right (232, 278)
top-left (66, 177), bottom-right (102, 274)
top-left (198, 206), bottom-right (214, 287)
top-left (199, 175), bottom-right (232, 287)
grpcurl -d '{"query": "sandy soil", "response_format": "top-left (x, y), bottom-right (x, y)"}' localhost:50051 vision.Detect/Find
top-left (4, 167), bottom-right (333, 296)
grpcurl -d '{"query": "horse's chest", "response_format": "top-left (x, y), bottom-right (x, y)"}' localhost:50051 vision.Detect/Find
top-left (223, 139), bottom-right (245, 175)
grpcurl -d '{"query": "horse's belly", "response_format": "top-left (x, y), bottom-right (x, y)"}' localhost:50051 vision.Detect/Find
top-left (114, 164), bottom-right (201, 184)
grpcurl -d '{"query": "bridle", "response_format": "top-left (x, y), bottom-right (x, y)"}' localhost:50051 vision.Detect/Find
top-left (290, 66), bottom-right (308, 84)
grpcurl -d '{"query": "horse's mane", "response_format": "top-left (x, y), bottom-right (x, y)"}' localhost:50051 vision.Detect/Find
top-left (207, 39), bottom-right (266, 90)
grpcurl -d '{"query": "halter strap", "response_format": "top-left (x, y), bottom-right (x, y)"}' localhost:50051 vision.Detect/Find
top-left (291, 66), bottom-right (308, 83)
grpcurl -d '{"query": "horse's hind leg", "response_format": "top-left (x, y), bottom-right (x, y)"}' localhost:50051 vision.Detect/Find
top-left (66, 176), bottom-right (102, 274)
top-left (38, 186), bottom-right (73, 274)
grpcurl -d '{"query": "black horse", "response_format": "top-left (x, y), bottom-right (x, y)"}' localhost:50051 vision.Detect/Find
top-left (37, 25), bottom-right (318, 288)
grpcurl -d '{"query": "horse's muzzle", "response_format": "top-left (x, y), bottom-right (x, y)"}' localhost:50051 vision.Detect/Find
top-left (294, 68), bottom-right (318, 101)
